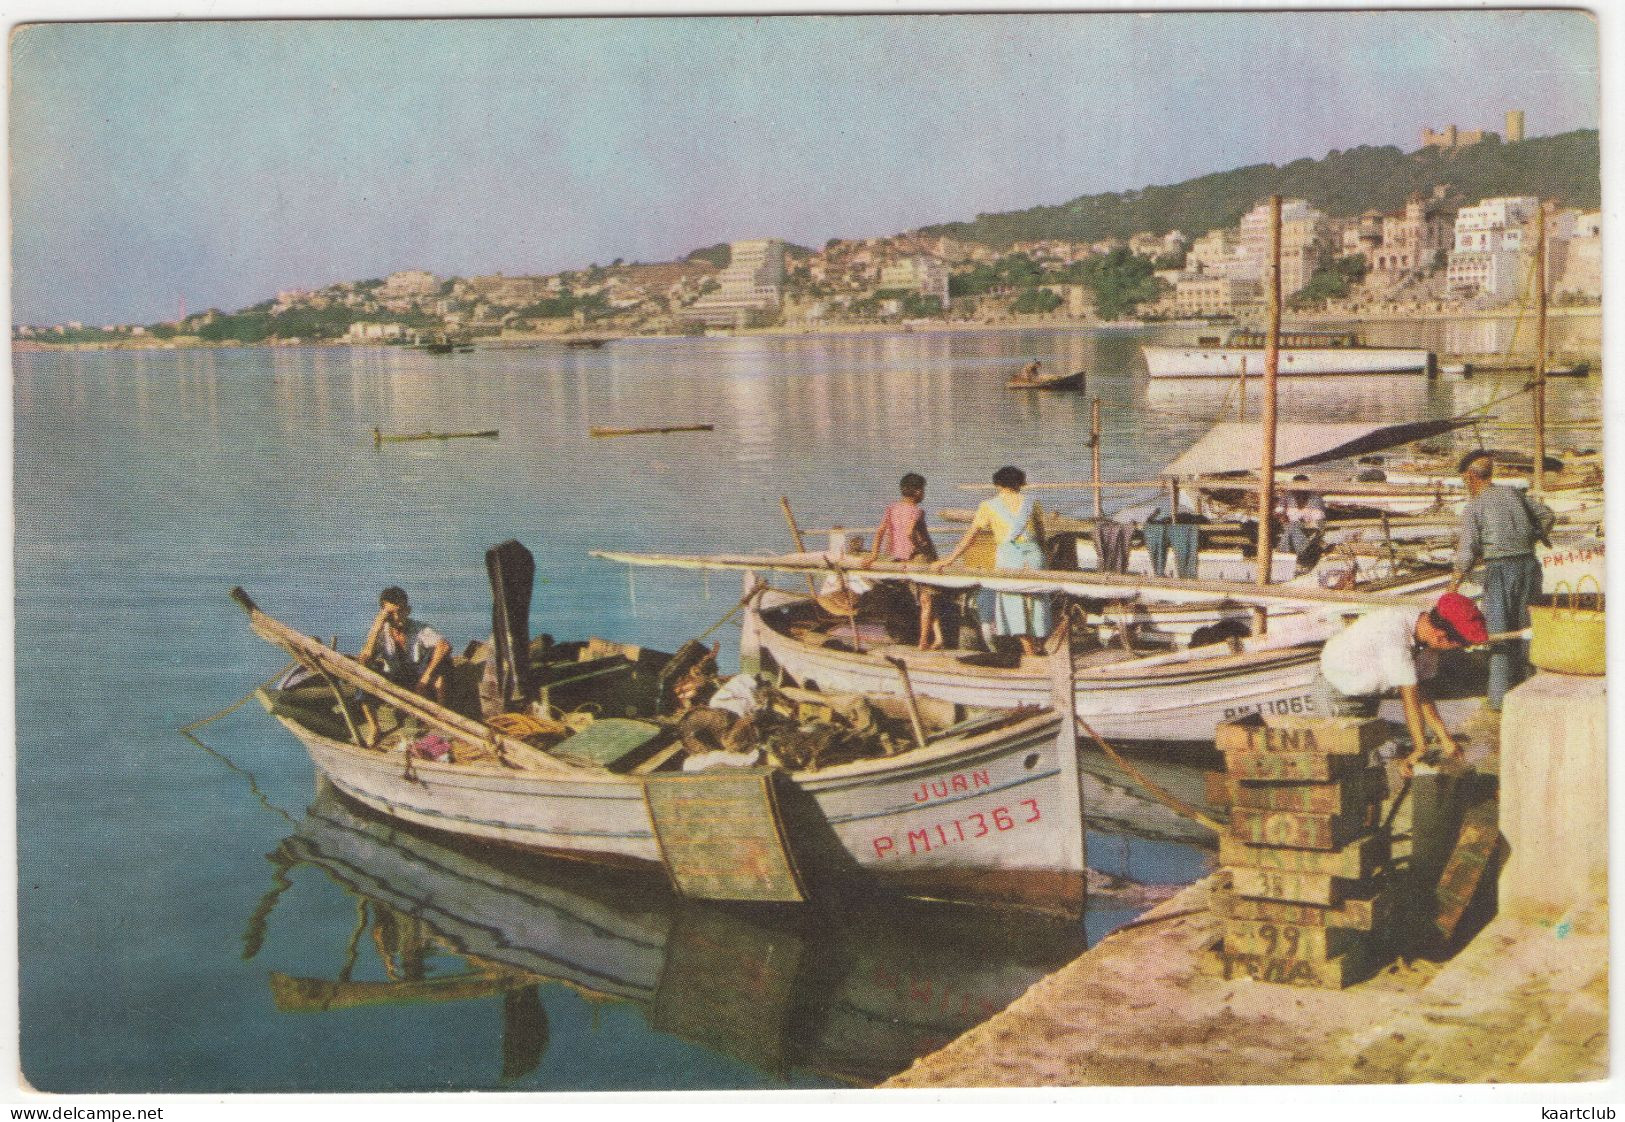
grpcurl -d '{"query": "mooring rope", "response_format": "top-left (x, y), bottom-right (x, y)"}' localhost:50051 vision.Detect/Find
top-left (179, 660), bottom-right (299, 733)
top-left (1075, 715), bottom-right (1226, 835)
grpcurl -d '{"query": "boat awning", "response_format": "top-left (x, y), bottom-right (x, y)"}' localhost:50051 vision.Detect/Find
top-left (1161, 418), bottom-right (1475, 478)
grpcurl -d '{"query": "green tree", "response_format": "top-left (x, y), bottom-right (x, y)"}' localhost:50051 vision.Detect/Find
top-left (1012, 288), bottom-right (1063, 315)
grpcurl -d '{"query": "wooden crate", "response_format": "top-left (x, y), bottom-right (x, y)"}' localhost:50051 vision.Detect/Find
top-left (1229, 806), bottom-right (1368, 851)
top-left (1230, 769), bottom-right (1382, 815)
top-left (1220, 832), bottom-right (1388, 878)
top-left (1216, 715), bottom-right (1388, 756)
top-left (1229, 866), bottom-right (1343, 905)
top-left (1222, 917), bottom-right (1365, 960)
top-left (1435, 796), bottom-right (1503, 942)
top-left (1200, 938), bottom-right (1377, 990)
top-left (1212, 887), bottom-right (1393, 932)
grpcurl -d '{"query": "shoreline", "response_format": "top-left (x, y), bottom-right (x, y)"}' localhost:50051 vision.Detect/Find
top-left (13, 304), bottom-right (1603, 353)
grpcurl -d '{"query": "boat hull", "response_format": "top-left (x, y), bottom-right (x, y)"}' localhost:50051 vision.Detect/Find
top-left (748, 606), bottom-right (1323, 744)
top-left (1141, 344), bottom-right (1432, 378)
top-left (270, 702), bottom-right (1085, 915)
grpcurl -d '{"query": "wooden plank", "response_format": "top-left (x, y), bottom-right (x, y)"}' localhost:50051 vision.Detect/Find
top-left (1221, 832), bottom-right (1388, 878)
top-left (1435, 796), bottom-right (1503, 942)
top-left (1212, 887), bottom-right (1393, 932)
top-left (1223, 750), bottom-right (1372, 783)
top-left (1223, 917), bottom-right (1364, 960)
top-left (1229, 806), bottom-right (1366, 851)
top-left (643, 770), bottom-right (805, 903)
top-left (1231, 771), bottom-right (1380, 815)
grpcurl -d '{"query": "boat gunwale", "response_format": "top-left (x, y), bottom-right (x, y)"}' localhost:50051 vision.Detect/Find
top-left (261, 685), bottom-right (1066, 790)
top-left (757, 601), bottom-right (1321, 686)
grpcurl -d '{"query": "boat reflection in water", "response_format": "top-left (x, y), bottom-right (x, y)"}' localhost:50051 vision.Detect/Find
top-left (250, 781), bottom-right (1091, 1087)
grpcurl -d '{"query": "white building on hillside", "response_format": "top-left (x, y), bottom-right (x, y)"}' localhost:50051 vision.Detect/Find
top-left (686, 239), bottom-right (787, 326)
top-left (878, 255), bottom-right (950, 306)
top-left (1447, 196), bottom-right (1539, 300)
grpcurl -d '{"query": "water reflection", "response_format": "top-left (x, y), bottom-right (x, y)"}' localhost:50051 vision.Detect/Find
top-left (252, 783), bottom-right (1091, 1089)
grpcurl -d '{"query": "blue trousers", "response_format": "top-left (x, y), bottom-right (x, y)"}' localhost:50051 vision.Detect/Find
top-left (1481, 554), bottom-right (1542, 710)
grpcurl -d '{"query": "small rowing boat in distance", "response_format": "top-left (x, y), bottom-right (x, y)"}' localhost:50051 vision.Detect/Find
top-left (372, 427), bottom-right (499, 445)
top-left (1007, 370), bottom-right (1086, 392)
top-left (589, 424), bottom-right (715, 438)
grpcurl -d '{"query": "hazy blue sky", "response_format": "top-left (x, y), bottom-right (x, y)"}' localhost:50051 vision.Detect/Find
top-left (10, 10), bottom-right (1600, 326)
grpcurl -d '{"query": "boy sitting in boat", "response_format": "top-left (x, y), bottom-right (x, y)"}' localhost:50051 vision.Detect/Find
top-left (359, 586), bottom-right (451, 703)
top-left (861, 472), bottom-right (943, 650)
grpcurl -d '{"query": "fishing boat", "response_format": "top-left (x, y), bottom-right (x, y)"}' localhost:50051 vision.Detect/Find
top-left (1006, 369), bottom-right (1086, 392)
top-left (259, 783), bottom-right (1088, 1084)
top-left (231, 548), bottom-right (1089, 916)
top-left (1141, 329), bottom-right (1433, 378)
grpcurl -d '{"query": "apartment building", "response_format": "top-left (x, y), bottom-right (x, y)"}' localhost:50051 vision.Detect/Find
top-left (1174, 274), bottom-right (1261, 317)
top-left (685, 238), bottom-right (788, 326)
top-left (1447, 195), bottom-right (1539, 299)
top-left (877, 255), bottom-right (950, 306)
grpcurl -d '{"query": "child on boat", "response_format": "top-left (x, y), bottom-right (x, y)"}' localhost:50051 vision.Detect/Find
top-left (864, 472), bottom-right (943, 650)
top-left (935, 465), bottom-right (1049, 658)
top-left (360, 586), bottom-right (452, 703)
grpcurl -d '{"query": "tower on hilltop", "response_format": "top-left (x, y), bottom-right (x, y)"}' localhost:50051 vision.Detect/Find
top-left (1506, 109), bottom-right (1525, 143)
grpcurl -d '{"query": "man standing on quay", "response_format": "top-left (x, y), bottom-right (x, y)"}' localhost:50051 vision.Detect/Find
top-left (1449, 450), bottom-right (1556, 713)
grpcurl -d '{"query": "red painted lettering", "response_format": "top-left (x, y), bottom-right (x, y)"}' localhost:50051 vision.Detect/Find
top-left (908, 828), bottom-right (932, 855)
top-left (950, 773), bottom-right (969, 793)
top-left (935, 824), bottom-right (948, 846)
top-left (972, 769), bottom-right (990, 789)
top-left (911, 782), bottom-right (930, 803)
top-left (1021, 798), bottom-right (1041, 823)
top-left (929, 780), bottom-right (948, 799)
top-left (873, 836), bottom-right (895, 859)
top-left (993, 806), bottom-right (1014, 831)
top-left (970, 813), bottom-right (989, 838)
top-left (953, 819), bottom-right (966, 841)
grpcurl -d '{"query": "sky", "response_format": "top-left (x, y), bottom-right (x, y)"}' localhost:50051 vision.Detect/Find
top-left (8, 8), bottom-right (1602, 327)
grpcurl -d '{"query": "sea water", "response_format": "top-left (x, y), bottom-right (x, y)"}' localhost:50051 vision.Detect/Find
top-left (14, 323), bottom-right (1598, 1090)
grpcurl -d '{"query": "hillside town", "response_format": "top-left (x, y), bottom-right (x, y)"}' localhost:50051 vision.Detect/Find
top-left (16, 114), bottom-right (1601, 347)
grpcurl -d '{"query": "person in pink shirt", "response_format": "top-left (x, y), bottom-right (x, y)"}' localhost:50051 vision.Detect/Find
top-left (864, 473), bottom-right (942, 649)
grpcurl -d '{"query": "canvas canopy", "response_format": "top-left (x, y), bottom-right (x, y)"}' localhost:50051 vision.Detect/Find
top-left (1161, 419), bottom-right (1474, 478)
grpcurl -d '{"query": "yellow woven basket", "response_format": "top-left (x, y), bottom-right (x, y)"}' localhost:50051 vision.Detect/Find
top-left (1529, 577), bottom-right (1606, 676)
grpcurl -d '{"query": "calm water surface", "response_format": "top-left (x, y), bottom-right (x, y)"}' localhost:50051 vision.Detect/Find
top-left (14, 324), bottom-right (1598, 1091)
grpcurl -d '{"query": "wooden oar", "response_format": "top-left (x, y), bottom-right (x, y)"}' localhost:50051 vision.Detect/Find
top-left (884, 656), bottom-right (929, 753)
top-left (779, 495), bottom-right (821, 601)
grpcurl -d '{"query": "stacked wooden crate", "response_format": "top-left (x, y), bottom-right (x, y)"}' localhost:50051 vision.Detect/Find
top-left (1204, 716), bottom-right (1395, 988)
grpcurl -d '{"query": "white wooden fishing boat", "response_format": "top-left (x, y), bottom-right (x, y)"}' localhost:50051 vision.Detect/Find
top-left (1141, 329), bottom-right (1433, 378)
top-left (233, 588), bottom-right (1088, 916)
top-left (592, 552), bottom-right (1448, 743)
top-left (743, 589), bottom-right (1323, 743)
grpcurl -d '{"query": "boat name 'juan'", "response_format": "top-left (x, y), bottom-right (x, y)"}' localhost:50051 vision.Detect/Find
top-left (911, 769), bottom-right (992, 803)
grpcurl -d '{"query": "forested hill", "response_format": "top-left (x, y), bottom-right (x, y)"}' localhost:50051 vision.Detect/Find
top-left (920, 130), bottom-right (1600, 249)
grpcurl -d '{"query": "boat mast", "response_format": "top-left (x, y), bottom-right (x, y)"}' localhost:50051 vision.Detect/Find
top-left (1256, 195), bottom-right (1282, 587)
top-left (1533, 198), bottom-right (1549, 494)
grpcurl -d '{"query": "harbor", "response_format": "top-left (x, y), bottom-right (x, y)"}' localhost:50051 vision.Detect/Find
top-left (17, 299), bottom-right (1606, 1093)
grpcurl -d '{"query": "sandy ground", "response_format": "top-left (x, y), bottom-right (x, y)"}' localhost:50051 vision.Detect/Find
top-left (884, 873), bottom-right (1606, 1087)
